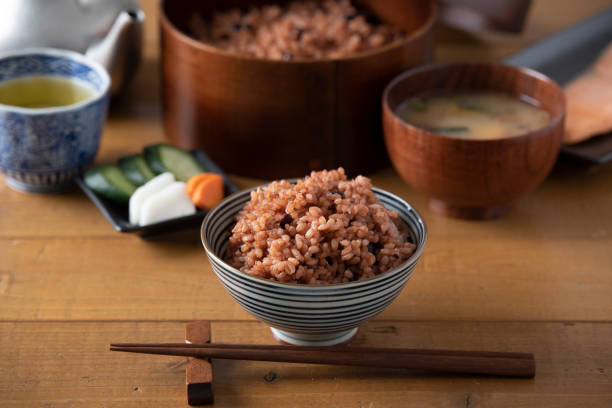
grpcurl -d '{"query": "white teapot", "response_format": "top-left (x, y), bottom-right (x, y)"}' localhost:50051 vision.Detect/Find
top-left (0, 0), bottom-right (144, 94)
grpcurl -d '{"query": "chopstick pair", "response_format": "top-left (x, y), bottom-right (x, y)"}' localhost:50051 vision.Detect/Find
top-left (110, 342), bottom-right (535, 378)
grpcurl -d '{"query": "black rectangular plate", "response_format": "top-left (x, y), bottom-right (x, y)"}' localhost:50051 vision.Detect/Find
top-left (76, 150), bottom-right (239, 237)
top-left (504, 7), bottom-right (612, 164)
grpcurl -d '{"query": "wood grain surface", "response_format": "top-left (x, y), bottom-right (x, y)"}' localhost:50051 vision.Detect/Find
top-left (2, 321), bottom-right (611, 407)
top-left (1, 0), bottom-right (612, 406)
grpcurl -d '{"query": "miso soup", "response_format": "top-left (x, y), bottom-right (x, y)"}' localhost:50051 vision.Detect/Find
top-left (0, 75), bottom-right (96, 109)
top-left (396, 92), bottom-right (551, 140)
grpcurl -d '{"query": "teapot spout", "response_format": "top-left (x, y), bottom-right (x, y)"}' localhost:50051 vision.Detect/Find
top-left (86, 9), bottom-right (144, 95)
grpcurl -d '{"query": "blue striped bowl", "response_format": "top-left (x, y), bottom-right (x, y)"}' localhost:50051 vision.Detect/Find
top-left (201, 186), bottom-right (427, 346)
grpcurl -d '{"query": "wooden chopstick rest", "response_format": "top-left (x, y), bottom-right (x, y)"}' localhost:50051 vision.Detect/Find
top-left (185, 321), bottom-right (214, 406)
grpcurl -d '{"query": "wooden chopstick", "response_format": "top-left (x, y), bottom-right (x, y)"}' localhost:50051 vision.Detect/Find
top-left (110, 343), bottom-right (535, 378)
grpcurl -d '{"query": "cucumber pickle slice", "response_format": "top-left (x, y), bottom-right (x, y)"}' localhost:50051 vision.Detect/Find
top-left (118, 154), bottom-right (155, 186)
top-left (144, 143), bottom-right (206, 182)
top-left (84, 165), bottom-right (137, 204)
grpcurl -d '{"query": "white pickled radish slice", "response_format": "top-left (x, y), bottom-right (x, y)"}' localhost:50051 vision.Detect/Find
top-left (129, 172), bottom-right (175, 225)
top-left (139, 182), bottom-right (196, 226)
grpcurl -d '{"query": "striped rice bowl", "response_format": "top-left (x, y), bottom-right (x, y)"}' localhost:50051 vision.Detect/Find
top-left (201, 171), bottom-right (427, 346)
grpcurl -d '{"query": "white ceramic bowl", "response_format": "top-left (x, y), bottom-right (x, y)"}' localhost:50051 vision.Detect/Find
top-left (201, 186), bottom-right (427, 346)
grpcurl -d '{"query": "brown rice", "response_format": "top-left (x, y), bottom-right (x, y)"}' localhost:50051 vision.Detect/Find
top-left (226, 168), bottom-right (415, 284)
top-left (190, 0), bottom-right (404, 60)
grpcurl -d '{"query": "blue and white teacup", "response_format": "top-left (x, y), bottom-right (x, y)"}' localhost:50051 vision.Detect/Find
top-left (0, 48), bottom-right (110, 193)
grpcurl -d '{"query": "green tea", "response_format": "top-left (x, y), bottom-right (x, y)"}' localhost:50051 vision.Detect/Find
top-left (0, 75), bottom-right (96, 109)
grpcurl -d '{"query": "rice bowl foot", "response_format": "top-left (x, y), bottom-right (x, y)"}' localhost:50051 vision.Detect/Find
top-left (270, 327), bottom-right (359, 346)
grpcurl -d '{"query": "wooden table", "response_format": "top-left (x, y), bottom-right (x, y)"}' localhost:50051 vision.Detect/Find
top-left (2, 1), bottom-right (612, 406)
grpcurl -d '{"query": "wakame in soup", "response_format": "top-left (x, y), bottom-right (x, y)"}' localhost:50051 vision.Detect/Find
top-left (396, 92), bottom-right (551, 140)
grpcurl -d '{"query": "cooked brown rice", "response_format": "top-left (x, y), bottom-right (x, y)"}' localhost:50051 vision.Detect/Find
top-left (226, 168), bottom-right (415, 284)
top-left (190, 0), bottom-right (404, 60)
